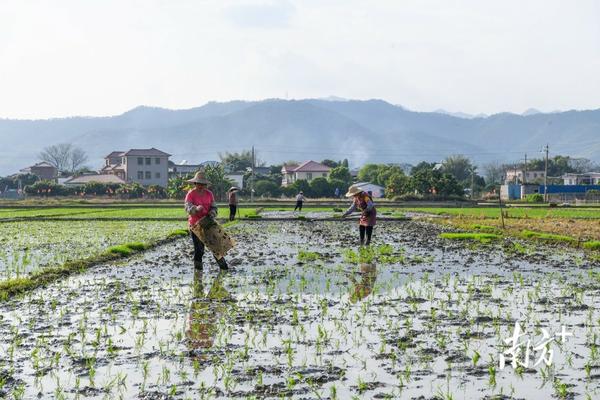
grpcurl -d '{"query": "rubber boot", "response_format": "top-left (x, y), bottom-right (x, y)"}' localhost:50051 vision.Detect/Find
top-left (217, 258), bottom-right (229, 270)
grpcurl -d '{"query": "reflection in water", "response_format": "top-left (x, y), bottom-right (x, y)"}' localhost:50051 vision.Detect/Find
top-left (349, 263), bottom-right (377, 303)
top-left (186, 270), bottom-right (233, 356)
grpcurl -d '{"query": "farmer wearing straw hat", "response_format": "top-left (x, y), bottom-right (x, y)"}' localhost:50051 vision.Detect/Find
top-left (227, 187), bottom-right (239, 221)
top-left (342, 185), bottom-right (377, 245)
top-left (184, 171), bottom-right (229, 270)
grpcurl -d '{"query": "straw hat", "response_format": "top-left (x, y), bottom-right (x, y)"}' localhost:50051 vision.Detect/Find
top-left (345, 185), bottom-right (363, 197)
top-left (186, 171), bottom-right (210, 185)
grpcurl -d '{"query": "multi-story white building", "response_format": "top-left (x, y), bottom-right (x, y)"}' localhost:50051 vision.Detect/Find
top-left (101, 148), bottom-right (171, 187)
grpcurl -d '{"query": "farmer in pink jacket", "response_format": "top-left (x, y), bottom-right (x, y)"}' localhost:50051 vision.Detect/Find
top-left (184, 171), bottom-right (228, 271)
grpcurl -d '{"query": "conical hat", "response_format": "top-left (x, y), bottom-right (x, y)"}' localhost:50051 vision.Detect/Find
top-left (187, 171), bottom-right (210, 184)
top-left (345, 185), bottom-right (363, 197)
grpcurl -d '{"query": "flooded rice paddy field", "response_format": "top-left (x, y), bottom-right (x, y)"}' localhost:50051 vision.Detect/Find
top-left (0, 220), bottom-right (186, 280)
top-left (1, 220), bottom-right (599, 399)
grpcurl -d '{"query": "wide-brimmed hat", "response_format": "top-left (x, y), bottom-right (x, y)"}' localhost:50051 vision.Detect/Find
top-left (345, 186), bottom-right (363, 197)
top-left (187, 171), bottom-right (210, 185)
top-left (228, 186), bottom-right (239, 192)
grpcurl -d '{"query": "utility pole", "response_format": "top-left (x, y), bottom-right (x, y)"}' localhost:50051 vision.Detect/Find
top-left (470, 167), bottom-right (475, 200)
top-left (251, 146), bottom-right (255, 204)
top-left (543, 144), bottom-right (549, 202)
top-left (523, 153), bottom-right (528, 184)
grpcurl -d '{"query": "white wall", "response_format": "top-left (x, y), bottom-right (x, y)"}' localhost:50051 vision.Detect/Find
top-left (125, 155), bottom-right (169, 187)
top-left (226, 174), bottom-right (244, 188)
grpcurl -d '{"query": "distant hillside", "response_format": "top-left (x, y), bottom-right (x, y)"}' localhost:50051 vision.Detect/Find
top-left (1, 99), bottom-right (599, 176)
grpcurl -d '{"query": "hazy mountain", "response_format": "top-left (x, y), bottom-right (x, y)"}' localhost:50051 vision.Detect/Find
top-left (433, 109), bottom-right (486, 119)
top-left (1, 99), bottom-right (599, 176)
top-left (522, 108), bottom-right (542, 116)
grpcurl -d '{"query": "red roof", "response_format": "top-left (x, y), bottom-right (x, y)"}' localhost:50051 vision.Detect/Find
top-left (281, 164), bottom-right (299, 173)
top-left (292, 160), bottom-right (331, 173)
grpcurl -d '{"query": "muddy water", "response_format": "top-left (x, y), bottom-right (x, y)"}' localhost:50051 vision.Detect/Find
top-left (0, 220), bottom-right (599, 399)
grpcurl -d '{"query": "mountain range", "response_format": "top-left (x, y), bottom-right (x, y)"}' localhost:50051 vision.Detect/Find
top-left (1, 99), bottom-right (599, 176)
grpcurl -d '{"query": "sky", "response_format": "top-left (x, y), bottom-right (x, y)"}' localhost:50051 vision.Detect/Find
top-left (1, 0), bottom-right (599, 119)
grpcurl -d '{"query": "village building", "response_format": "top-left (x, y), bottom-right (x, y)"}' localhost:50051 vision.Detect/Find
top-left (562, 172), bottom-right (600, 185)
top-left (19, 162), bottom-right (58, 180)
top-left (102, 148), bottom-right (170, 187)
top-left (63, 174), bottom-right (126, 186)
top-left (281, 160), bottom-right (331, 186)
top-left (504, 169), bottom-right (545, 184)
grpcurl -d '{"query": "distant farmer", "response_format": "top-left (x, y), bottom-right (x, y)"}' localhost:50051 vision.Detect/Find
top-left (184, 171), bottom-right (229, 270)
top-left (227, 187), bottom-right (239, 221)
top-left (334, 187), bottom-right (340, 198)
top-left (294, 191), bottom-right (306, 212)
top-left (342, 185), bottom-right (377, 245)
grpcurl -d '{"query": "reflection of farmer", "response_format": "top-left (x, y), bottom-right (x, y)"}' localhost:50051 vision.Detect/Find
top-left (349, 263), bottom-right (377, 303)
top-left (185, 171), bottom-right (228, 270)
top-left (186, 270), bottom-right (232, 354)
top-left (227, 187), bottom-right (239, 221)
top-left (342, 186), bottom-right (377, 245)
top-left (294, 191), bottom-right (306, 211)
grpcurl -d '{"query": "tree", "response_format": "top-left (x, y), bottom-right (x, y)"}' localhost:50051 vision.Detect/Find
top-left (24, 180), bottom-right (74, 196)
top-left (117, 183), bottom-right (146, 199)
top-left (329, 166), bottom-right (352, 186)
top-left (385, 173), bottom-right (410, 198)
top-left (526, 155), bottom-right (586, 177)
top-left (167, 176), bottom-right (192, 199)
top-left (569, 158), bottom-right (597, 174)
top-left (289, 179), bottom-right (312, 197)
top-left (255, 180), bottom-right (280, 197)
top-left (219, 150), bottom-right (264, 172)
top-left (376, 165), bottom-right (404, 187)
top-left (328, 178), bottom-right (349, 197)
top-left (69, 147), bottom-right (88, 173)
top-left (309, 177), bottom-right (331, 198)
top-left (321, 159), bottom-right (339, 168)
top-left (204, 165), bottom-right (235, 201)
top-left (434, 173), bottom-right (464, 196)
top-left (411, 161), bottom-right (437, 175)
top-left (357, 164), bottom-right (381, 184)
top-left (483, 161), bottom-right (504, 186)
top-left (0, 173), bottom-right (38, 191)
top-left (442, 155), bottom-right (475, 183)
top-left (39, 143), bottom-right (88, 173)
top-left (408, 168), bottom-right (463, 197)
top-left (342, 159), bottom-right (349, 168)
top-left (409, 168), bottom-right (436, 195)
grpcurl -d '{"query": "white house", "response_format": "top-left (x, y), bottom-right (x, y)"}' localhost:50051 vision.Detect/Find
top-left (504, 169), bottom-right (545, 184)
top-left (101, 148), bottom-right (171, 187)
top-left (281, 161), bottom-right (331, 186)
top-left (562, 172), bottom-right (600, 185)
top-left (353, 182), bottom-right (385, 198)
